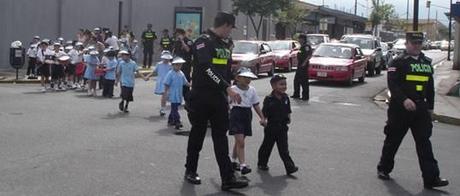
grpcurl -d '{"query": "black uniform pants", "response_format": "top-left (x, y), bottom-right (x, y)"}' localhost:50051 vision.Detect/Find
top-left (258, 124), bottom-right (295, 171)
top-left (143, 47), bottom-right (154, 68)
top-left (293, 68), bottom-right (309, 99)
top-left (378, 102), bottom-right (440, 183)
top-left (27, 57), bottom-right (36, 75)
top-left (185, 90), bottom-right (233, 181)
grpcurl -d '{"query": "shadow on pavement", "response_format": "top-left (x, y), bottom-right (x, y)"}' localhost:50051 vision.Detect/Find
top-left (144, 115), bottom-right (164, 123)
top-left (309, 80), bottom-right (367, 88)
top-left (254, 169), bottom-right (289, 196)
top-left (179, 180), bottom-right (197, 196)
top-left (102, 112), bottom-right (130, 120)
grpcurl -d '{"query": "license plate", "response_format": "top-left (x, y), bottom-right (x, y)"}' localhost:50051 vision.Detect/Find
top-left (317, 72), bottom-right (327, 77)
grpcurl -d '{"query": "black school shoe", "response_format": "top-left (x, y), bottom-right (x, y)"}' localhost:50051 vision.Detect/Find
top-left (377, 171), bottom-right (390, 180)
top-left (241, 166), bottom-right (252, 175)
top-left (221, 175), bottom-right (249, 191)
top-left (185, 172), bottom-right (201, 185)
top-left (286, 166), bottom-right (299, 175)
top-left (424, 177), bottom-right (449, 189)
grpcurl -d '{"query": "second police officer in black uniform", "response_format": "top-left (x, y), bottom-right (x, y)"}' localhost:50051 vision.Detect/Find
top-left (377, 31), bottom-right (449, 189)
top-left (141, 24), bottom-right (157, 68)
top-left (291, 33), bottom-right (312, 101)
top-left (184, 12), bottom-right (249, 191)
top-left (160, 29), bottom-right (173, 52)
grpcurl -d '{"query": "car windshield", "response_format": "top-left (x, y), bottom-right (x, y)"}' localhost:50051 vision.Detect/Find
top-left (342, 37), bottom-right (373, 49)
top-left (307, 35), bottom-right (325, 45)
top-left (233, 42), bottom-right (258, 54)
top-left (394, 39), bottom-right (405, 45)
top-left (268, 42), bottom-right (291, 51)
top-left (313, 45), bottom-right (353, 59)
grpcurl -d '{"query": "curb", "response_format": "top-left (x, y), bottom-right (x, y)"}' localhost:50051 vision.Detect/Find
top-left (0, 70), bottom-right (154, 84)
top-left (372, 58), bottom-right (460, 126)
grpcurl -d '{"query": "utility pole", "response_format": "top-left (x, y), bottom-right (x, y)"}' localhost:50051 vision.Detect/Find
top-left (427, 1), bottom-right (431, 23)
top-left (447, 0), bottom-right (452, 61)
top-left (413, 0), bottom-right (419, 31)
top-left (406, 0), bottom-right (410, 29)
top-left (355, 0), bottom-right (358, 15)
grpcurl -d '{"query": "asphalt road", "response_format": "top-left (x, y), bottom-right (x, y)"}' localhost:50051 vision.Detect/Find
top-left (0, 50), bottom-right (457, 196)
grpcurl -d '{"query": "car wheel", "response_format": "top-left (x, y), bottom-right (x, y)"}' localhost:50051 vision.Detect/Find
top-left (367, 62), bottom-right (375, 77)
top-left (268, 62), bottom-right (275, 76)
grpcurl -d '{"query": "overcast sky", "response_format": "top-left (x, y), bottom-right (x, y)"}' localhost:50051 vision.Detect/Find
top-left (303, 0), bottom-right (451, 25)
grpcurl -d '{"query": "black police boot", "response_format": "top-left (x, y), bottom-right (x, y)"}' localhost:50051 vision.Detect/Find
top-left (286, 166), bottom-right (299, 175)
top-left (185, 172), bottom-right (201, 185)
top-left (257, 165), bottom-right (269, 171)
top-left (377, 170), bottom-right (390, 180)
top-left (221, 174), bottom-right (249, 191)
top-left (290, 95), bottom-right (300, 99)
top-left (424, 177), bottom-right (449, 189)
top-left (232, 162), bottom-right (240, 171)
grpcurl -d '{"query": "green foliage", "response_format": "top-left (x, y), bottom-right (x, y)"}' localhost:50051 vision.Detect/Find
top-left (232, 0), bottom-right (291, 39)
top-left (370, 0), bottom-right (398, 29)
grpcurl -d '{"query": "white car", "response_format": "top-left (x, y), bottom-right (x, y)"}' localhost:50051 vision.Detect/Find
top-left (440, 40), bottom-right (451, 51)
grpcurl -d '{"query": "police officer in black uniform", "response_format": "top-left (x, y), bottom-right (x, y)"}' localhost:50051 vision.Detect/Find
top-left (141, 24), bottom-right (157, 68)
top-left (172, 28), bottom-right (194, 99)
top-left (160, 29), bottom-right (173, 52)
top-left (291, 34), bottom-right (312, 101)
top-left (377, 32), bottom-right (449, 189)
top-left (184, 12), bottom-right (248, 191)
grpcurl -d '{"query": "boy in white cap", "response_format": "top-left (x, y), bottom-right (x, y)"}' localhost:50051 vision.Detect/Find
top-left (229, 67), bottom-right (266, 175)
top-left (36, 40), bottom-right (52, 92)
top-left (73, 42), bottom-right (85, 89)
top-left (144, 50), bottom-right (173, 116)
top-left (51, 42), bottom-right (67, 90)
top-left (116, 50), bottom-right (141, 113)
top-left (163, 57), bottom-right (191, 129)
top-left (101, 48), bottom-right (118, 98)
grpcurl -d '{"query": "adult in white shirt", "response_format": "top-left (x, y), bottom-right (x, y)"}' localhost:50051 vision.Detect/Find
top-left (104, 31), bottom-right (119, 51)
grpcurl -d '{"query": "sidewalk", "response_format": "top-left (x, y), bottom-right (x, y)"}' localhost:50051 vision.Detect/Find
top-left (374, 60), bottom-right (460, 126)
top-left (432, 60), bottom-right (460, 125)
top-left (0, 67), bottom-right (154, 84)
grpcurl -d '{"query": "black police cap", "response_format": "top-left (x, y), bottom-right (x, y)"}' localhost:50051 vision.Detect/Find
top-left (406, 31), bottom-right (424, 43)
top-left (215, 12), bottom-right (236, 28)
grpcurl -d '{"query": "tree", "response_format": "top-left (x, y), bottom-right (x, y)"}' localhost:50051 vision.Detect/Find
top-left (275, 2), bottom-right (308, 39)
top-left (232, 0), bottom-right (290, 39)
top-left (370, 0), bottom-right (397, 34)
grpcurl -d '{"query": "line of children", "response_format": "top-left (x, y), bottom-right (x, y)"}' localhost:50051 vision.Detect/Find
top-left (143, 50), bottom-right (173, 116)
top-left (163, 57), bottom-right (190, 129)
top-left (229, 67), bottom-right (266, 175)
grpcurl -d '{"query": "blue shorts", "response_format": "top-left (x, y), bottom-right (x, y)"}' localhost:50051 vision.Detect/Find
top-left (229, 107), bottom-right (252, 136)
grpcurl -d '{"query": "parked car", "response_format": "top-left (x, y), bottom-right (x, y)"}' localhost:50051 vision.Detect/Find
top-left (392, 38), bottom-right (406, 55)
top-left (267, 40), bottom-right (300, 72)
top-left (440, 40), bottom-right (451, 51)
top-left (306, 34), bottom-right (330, 50)
top-left (380, 42), bottom-right (393, 69)
top-left (430, 41), bottom-right (442, 49)
top-left (341, 34), bottom-right (383, 76)
top-left (308, 43), bottom-right (367, 86)
top-left (231, 40), bottom-right (276, 76)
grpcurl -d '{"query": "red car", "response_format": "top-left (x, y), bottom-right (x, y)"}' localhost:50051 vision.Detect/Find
top-left (231, 40), bottom-right (276, 76)
top-left (267, 40), bottom-right (300, 72)
top-left (308, 43), bottom-right (367, 86)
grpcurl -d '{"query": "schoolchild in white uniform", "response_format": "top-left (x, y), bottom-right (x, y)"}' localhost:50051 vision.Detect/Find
top-left (229, 67), bottom-right (266, 175)
top-left (36, 40), bottom-right (53, 92)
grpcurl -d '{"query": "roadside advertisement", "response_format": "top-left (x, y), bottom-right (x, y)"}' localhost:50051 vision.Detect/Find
top-left (175, 7), bottom-right (203, 40)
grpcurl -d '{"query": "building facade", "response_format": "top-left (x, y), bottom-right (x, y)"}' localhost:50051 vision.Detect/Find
top-left (0, 0), bottom-right (277, 69)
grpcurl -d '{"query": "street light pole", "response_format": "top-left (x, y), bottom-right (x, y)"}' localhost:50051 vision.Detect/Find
top-left (406, 0), bottom-right (410, 28)
top-left (413, 0), bottom-right (419, 31)
top-left (447, 0), bottom-right (452, 61)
